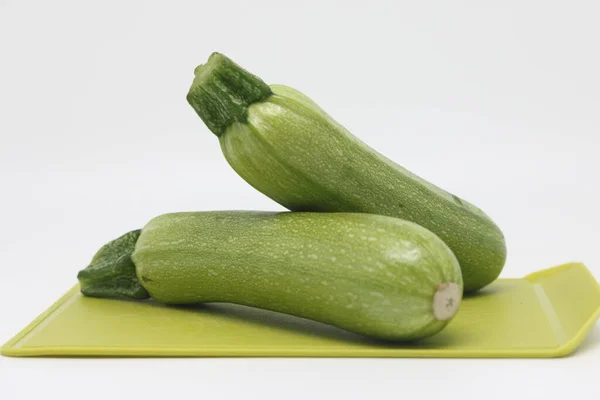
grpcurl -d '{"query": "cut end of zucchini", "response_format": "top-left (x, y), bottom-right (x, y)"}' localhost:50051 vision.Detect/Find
top-left (187, 52), bottom-right (272, 136)
top-left (432, 282), bottom-right (461, 321)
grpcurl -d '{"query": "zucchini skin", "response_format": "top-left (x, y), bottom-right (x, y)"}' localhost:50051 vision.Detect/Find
top-left (132, 211), bottom-right (462, 341)
top-left (187, 53), bottom-right (506, 292)
top-left (219, 86), bottom-right (506, 292)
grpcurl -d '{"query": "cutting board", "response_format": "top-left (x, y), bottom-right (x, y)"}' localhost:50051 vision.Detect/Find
top-left (2, 262), bottom-right (599, 358)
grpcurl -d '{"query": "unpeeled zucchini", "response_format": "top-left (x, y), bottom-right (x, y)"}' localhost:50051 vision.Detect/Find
top-left (78, 211), bottom-right (463, 341)
top-left (186, 53), bottom-right (507, 292)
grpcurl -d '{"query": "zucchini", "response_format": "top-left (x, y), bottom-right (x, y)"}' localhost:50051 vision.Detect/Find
top-left (186, 53), bottom-right (507, 292)
top-left (78, 211), bottom-right (463, 341)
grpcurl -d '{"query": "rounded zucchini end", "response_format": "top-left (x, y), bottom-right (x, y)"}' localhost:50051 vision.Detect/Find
top-left (432, 282), bottom-right (461, 321)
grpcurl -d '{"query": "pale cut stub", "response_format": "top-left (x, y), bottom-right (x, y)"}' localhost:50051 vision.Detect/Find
top-left (433, 282), bottom-right (461, 320)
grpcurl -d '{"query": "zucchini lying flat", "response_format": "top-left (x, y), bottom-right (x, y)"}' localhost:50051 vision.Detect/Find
top-left (186, 53), bottom-right (507, 292)
top-left (78, 211), bottom-right (462, 341)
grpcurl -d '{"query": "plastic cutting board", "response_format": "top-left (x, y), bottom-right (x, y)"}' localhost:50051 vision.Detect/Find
top-left (2, 262), bottom-right (599, 358)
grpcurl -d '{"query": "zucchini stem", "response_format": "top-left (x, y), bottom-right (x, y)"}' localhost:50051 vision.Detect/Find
top-left (77, 229), bottom-right (150, 300)
top-left (186, 52), bottom-right (273, 136)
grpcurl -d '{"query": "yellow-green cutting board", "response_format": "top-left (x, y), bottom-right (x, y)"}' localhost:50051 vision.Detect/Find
top-left (2, 262), bottom-right (599, 358)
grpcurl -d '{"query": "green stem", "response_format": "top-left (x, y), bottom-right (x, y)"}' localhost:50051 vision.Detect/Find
top-left (186, 52), bottom-right (273, 136)
top-left (77, 229), bottom-right (150, 299)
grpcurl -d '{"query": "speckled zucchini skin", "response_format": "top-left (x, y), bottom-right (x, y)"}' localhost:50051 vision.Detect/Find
top-left (131, 211), bottom-right (462, 341)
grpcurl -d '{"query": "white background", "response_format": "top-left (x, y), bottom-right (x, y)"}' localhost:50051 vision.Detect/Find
top-left (1, 0), bottom-right (599, 398)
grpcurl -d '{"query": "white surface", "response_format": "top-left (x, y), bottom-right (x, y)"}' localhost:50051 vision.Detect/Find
top-left (1, 0), bottom-right (599, 398)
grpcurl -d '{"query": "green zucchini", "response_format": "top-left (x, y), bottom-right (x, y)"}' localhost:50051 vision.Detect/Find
top-left (78, 211), bottom-right (463, 341)
top-left (186, 53), bottom-right (507, 292)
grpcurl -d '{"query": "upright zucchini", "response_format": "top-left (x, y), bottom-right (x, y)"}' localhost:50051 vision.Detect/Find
top-left (186, 53), bottom-right (507, 292)
top-left (78, 211), bottom-right (463, 341)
